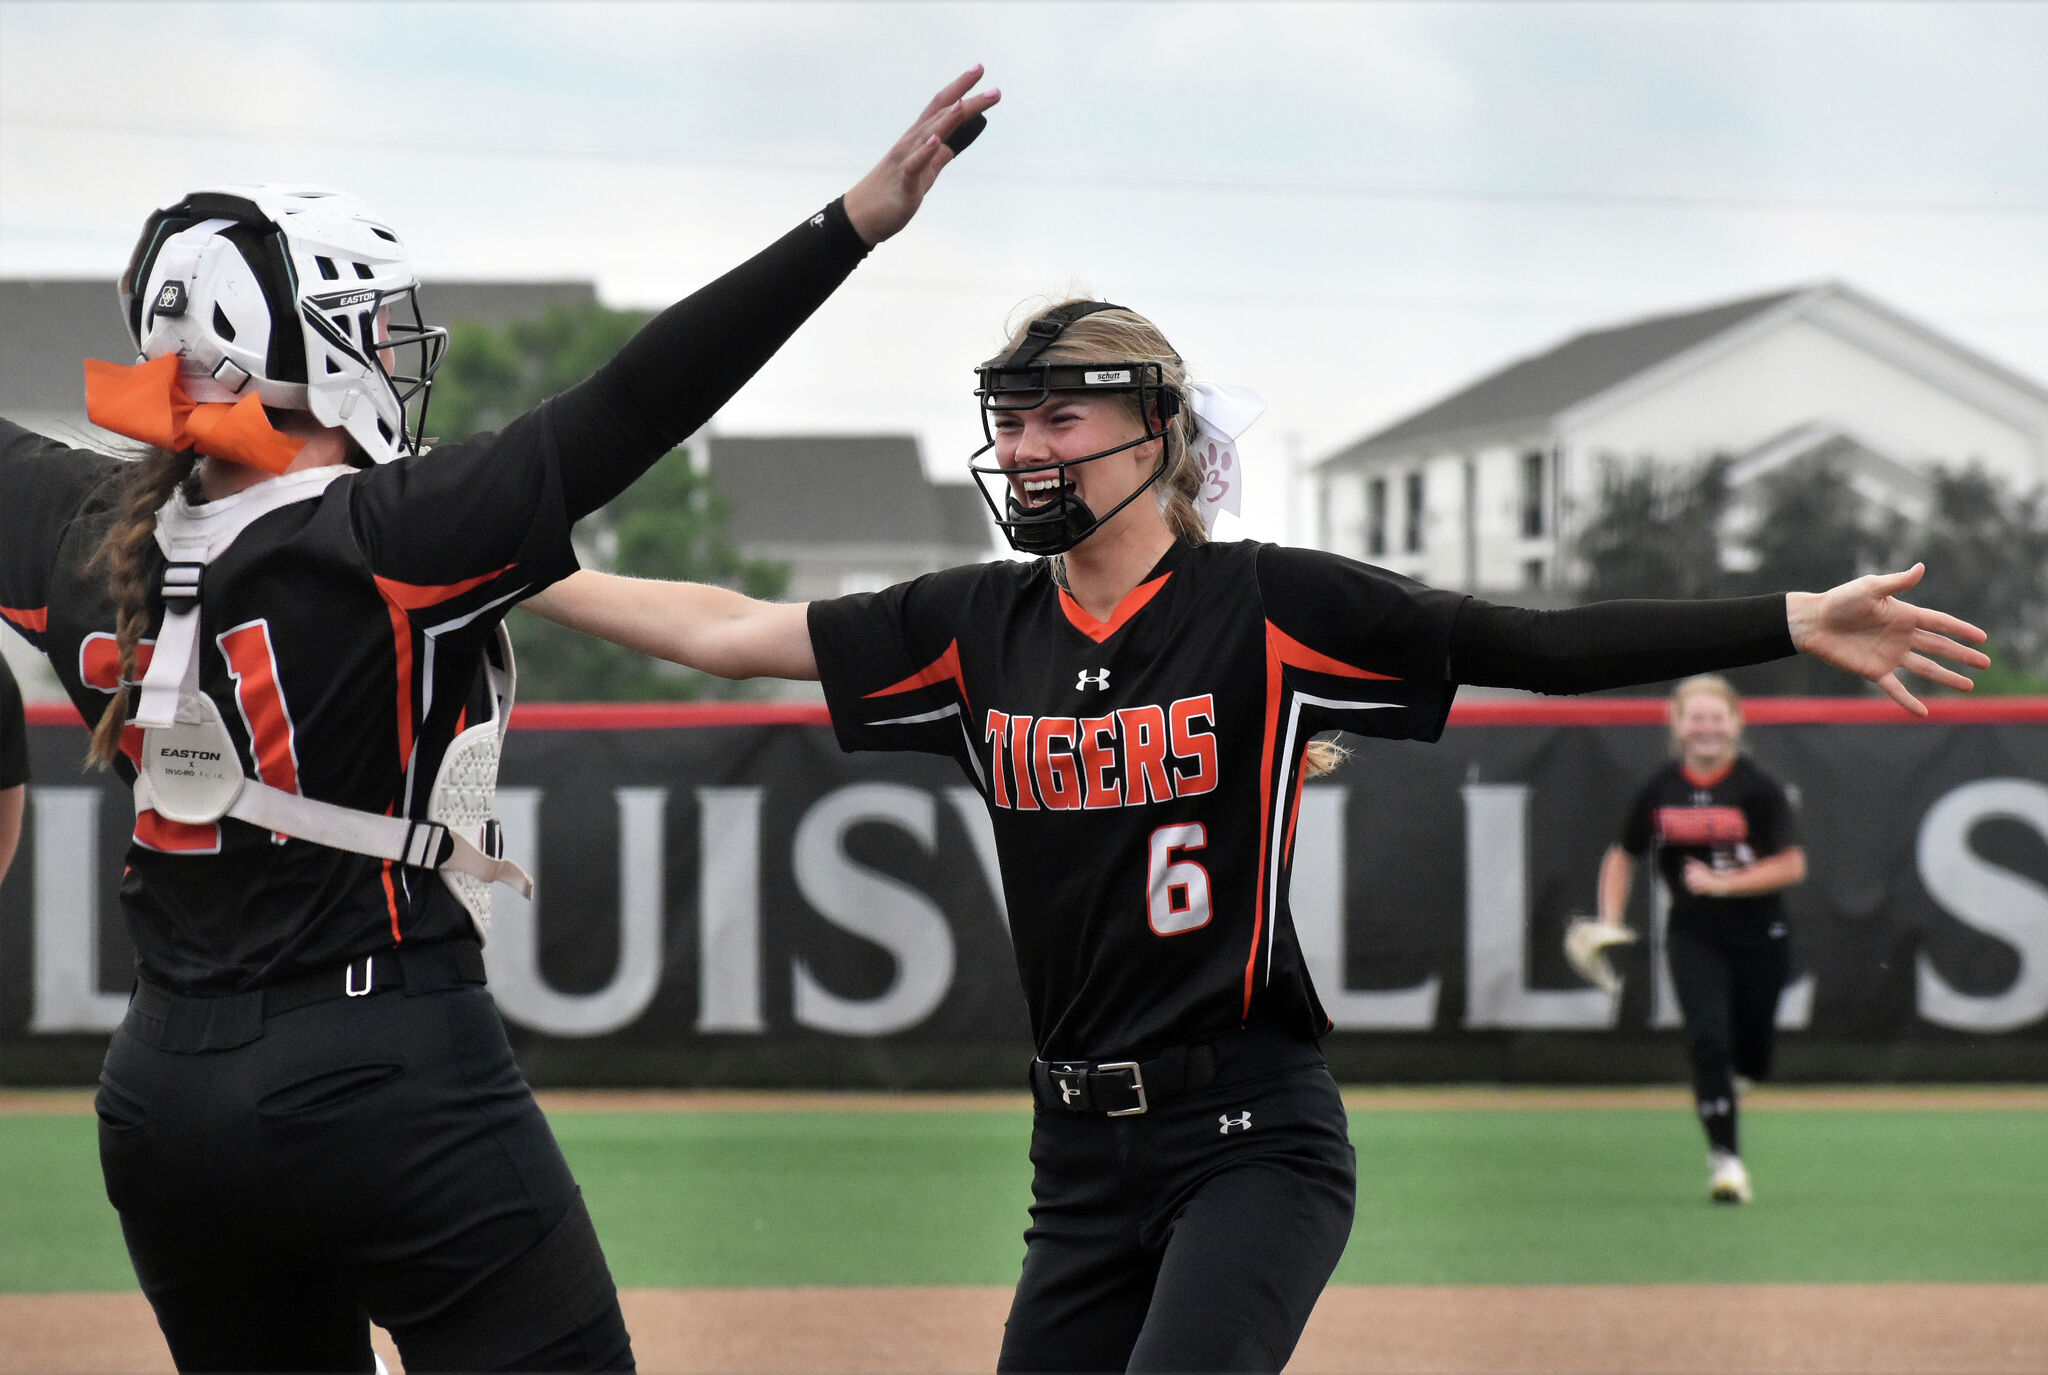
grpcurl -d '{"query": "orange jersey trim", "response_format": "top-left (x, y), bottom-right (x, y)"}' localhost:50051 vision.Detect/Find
top-left (1057, 573), bottom-right (1171, 644)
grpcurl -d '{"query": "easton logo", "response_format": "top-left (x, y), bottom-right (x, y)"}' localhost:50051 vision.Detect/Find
top-left (1219, 1111), bottom-right (1252, 1135)
top-left (1076, 668), bottom-right (1110, 691)
top-left (334, 290), bottom-right (377, 308)
top-left (153, 281), bottom-right (188, 316)
top-left (158, 748), bottom-right (223, 761)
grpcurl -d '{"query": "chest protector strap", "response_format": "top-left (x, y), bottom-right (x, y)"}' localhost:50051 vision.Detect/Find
top-left (127, 470), bottom-right (532, 937)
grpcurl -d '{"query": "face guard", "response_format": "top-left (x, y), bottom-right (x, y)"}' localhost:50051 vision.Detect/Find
top-left (967, 301), bottom-right (1181, 557)
top-left (121, 184), bottom-right (447, 464)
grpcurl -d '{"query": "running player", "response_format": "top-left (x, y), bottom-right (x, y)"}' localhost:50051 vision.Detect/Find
top-left (1597, 674), bottom-right (1804, 1204)
top-left (527, 299), bottom-right (1988, 1372)
top-left (0, 69), bottom-right (994, 1372)
top-left (0, 656), bottom-right (25, 884)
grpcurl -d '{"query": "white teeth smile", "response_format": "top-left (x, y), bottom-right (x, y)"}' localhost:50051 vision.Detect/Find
top-left (1017, 476), bottom-right (1072, 509)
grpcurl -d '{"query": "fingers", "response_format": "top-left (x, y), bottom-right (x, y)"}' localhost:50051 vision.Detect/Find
top-left (1868, 564), bottom-right (1927, 597)
top-left (1908, 603), bottom-right (1989, 646)
top-left (918, 64), bottom-right (986, 123)
top-left (1912, 626), bottom-right (1993, 669)
top-left (1904, 652), bottom-right (1978, 693)
top-left (1876, 671), bottom-right (1929, 717)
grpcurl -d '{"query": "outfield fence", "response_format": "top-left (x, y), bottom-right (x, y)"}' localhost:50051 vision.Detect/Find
top-left (5, 698), bottom-right (2045, 1086)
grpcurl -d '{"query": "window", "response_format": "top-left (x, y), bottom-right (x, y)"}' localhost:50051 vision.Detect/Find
top-left (1403, 472), bottom-right (1426, 553)
top-left (1366, 477), bottom-right (1387, 557)
top-left (1520, 449), bottom-right (1546, 539)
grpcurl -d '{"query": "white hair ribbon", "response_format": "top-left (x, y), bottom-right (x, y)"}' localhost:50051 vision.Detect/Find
top-left (1184, 380), bottom-right (1266, 533)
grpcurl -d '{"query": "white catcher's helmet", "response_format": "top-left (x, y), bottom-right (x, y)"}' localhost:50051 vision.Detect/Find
top-left (120, 184), bottom-right (446, 464)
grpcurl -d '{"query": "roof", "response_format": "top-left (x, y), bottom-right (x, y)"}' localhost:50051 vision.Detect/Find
top-left (0, 277), bottom-right (598, 417)
top-left (707, 435), bottom-right (992, 552)
top-left (1321, 286), bottom-right (1804, 466)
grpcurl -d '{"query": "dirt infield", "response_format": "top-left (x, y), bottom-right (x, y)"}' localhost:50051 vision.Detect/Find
top-left (4, 1283), bottom-right (2044, 1373)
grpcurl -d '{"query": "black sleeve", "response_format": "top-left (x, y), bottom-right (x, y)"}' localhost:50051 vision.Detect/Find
top-left (1253, 545), bottom-right (1465, 742)
top-left (1449, 594), bottom-right (1794, 694)
top-left (0, 656), bottom-right (26, 789)
top-left (349, 201), bottom-right (871, 596)
top-left (0, 419), bottom-right (116, 654)
top-left (808, 563), bottom-right (989, 759)
top-left (548, 198), bottom-right (871, 519)
top-left (1745, 764), bottom-right (1801, 856)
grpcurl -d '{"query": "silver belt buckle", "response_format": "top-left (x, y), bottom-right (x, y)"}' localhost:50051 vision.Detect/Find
top-left (1097, 1060), bottom-right (1147, 1116)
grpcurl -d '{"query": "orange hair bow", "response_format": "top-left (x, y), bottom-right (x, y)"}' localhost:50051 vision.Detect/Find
top-left (84, 355), bottom-right (306, 474)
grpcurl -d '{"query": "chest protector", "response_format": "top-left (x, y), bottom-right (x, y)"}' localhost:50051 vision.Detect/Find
top-left (127, 469), bottom-right (530, 942)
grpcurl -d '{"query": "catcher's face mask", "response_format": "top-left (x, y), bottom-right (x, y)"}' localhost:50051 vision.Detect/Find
top-left (968, 301), bottom-right (1181, 557)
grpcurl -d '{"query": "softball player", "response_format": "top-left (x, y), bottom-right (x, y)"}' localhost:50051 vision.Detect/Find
top-left (1597, 675), bottom-right (1805, 1203)
top-left (529, 301), bottom-right (1986, 1372)
top-left (0, 655), bottom-right (25, 884)
top-left (0, 70), bottom-right (993, 1373)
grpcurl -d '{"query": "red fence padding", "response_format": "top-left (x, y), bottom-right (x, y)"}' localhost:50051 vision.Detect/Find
top-left (27, 696), bottom-right (2048, 732)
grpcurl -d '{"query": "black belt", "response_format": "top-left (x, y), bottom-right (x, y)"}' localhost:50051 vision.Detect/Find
top-left (126, 939), bottom-right (487, 1053)
top-left (1030, 1025), bottom-right (1320, 1117)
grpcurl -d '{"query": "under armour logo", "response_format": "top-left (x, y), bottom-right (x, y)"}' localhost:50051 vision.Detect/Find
top-left (1076, 668), bottom-right (1110, 691)
top-left (1219, 1111), bottom-right (1251, 1135)
top-left (1058, 1078), bottom-right (1081, 1105)
top-left (809, 212), bottom-right (827, 229)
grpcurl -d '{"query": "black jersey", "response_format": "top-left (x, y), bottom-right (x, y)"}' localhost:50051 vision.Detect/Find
top-left (809, 539), bottom-right (1463, 1060)
top-left (0, 654), bottom-right (25, 789)
top-left (1, 415), bottom-right (579, 991)
top-left (0, 201), bottom-right (870, 995)
top-left (1617, 755), bottom-right (1800, 943)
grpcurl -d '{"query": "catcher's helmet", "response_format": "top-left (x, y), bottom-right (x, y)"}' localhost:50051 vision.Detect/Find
top-left (968, 301), bottom-right (1181, 556)
top-left (120, 184), bottom-right (446, 464)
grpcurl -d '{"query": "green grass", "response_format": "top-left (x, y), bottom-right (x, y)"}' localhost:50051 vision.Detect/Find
top-left (4, 1106), bottom-right (2042, 1293)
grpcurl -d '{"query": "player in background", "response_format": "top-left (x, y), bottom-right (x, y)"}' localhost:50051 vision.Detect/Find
top-left (1596, 675), bottom-right (1805, 1204)
top-left (0, 69), bottom-right (994, 1373)
top-left (0, 656), bottom-right (25, 885)
top-left (526, 300), bottom-right (1988, 1373)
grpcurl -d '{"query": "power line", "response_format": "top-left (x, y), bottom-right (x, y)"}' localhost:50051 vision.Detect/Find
top-left (5, 111), bottom-right (2044, 219)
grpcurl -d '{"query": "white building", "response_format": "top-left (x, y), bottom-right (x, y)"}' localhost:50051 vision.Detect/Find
top-left (1312, 282), bottom-right (2048, 599)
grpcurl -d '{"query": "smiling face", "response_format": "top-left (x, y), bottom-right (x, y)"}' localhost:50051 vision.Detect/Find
top-left (990, 391), bottom-right (1169, 546)
top-left (1671, 685), bottom-right (1742, 773)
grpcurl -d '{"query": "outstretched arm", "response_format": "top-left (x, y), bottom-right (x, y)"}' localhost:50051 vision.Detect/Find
top-left (1450, 565), bottom-right (1988, 715)
top-left (522, 571), bottom-right (817, 681)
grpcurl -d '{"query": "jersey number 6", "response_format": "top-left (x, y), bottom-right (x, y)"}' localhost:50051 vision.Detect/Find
top-left (1147, 823), bottom-right (1212, 936)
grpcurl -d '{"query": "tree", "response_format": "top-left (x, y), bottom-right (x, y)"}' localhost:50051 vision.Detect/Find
top-left (1573, 452), bottom-right (2048, 695)
top-left (1900, 465), bottom-right (2048, 694)
top-left (427, 303), bottom-right (789, 701)
top-left (1574, 455), bottom-right (1735, 602)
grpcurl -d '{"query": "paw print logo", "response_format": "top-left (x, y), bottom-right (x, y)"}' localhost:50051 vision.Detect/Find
top-left (1197, 442), bottom-right (1233, 505)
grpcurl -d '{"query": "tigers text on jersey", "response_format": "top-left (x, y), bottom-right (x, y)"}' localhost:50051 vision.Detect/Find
top-left (0, 416), bottom-right (576, 994)
top-left (1617, 755), bottom-right (1801, 943)
top-left (808, 539), bottom-right (1463, 1061)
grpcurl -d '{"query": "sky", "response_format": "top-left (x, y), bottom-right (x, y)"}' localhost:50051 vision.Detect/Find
top-left (3, 1), bottom-right (2044, 542)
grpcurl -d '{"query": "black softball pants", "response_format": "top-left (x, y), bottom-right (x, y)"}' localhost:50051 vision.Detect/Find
top-left (97, 963), bottom-right (632, 1372)
top-left (997, 1035), bottom-right (1355, 1374)
top-left (1666, 922), bottom-right (1790, 1154)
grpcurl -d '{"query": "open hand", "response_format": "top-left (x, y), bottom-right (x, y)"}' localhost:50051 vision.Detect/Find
top-left (1786, 564), bottom-right (1990, 715)
top-left (842, 66), bottom-right (1000, 246)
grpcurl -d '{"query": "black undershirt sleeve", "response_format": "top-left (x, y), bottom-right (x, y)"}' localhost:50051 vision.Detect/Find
top-left (1447, 594), bottom-right (1795, 694)
top-left (546, 198), bottom-right (871, 520)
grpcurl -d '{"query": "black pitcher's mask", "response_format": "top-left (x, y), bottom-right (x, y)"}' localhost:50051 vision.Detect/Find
top-left (968, 301), bottom-right (1182, 557)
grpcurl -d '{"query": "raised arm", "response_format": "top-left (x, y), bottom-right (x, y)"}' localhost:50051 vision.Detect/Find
top-left (1450, 565), bottom-right (1988, 715)
top-left (522, 571), bottom-right (817, 681)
